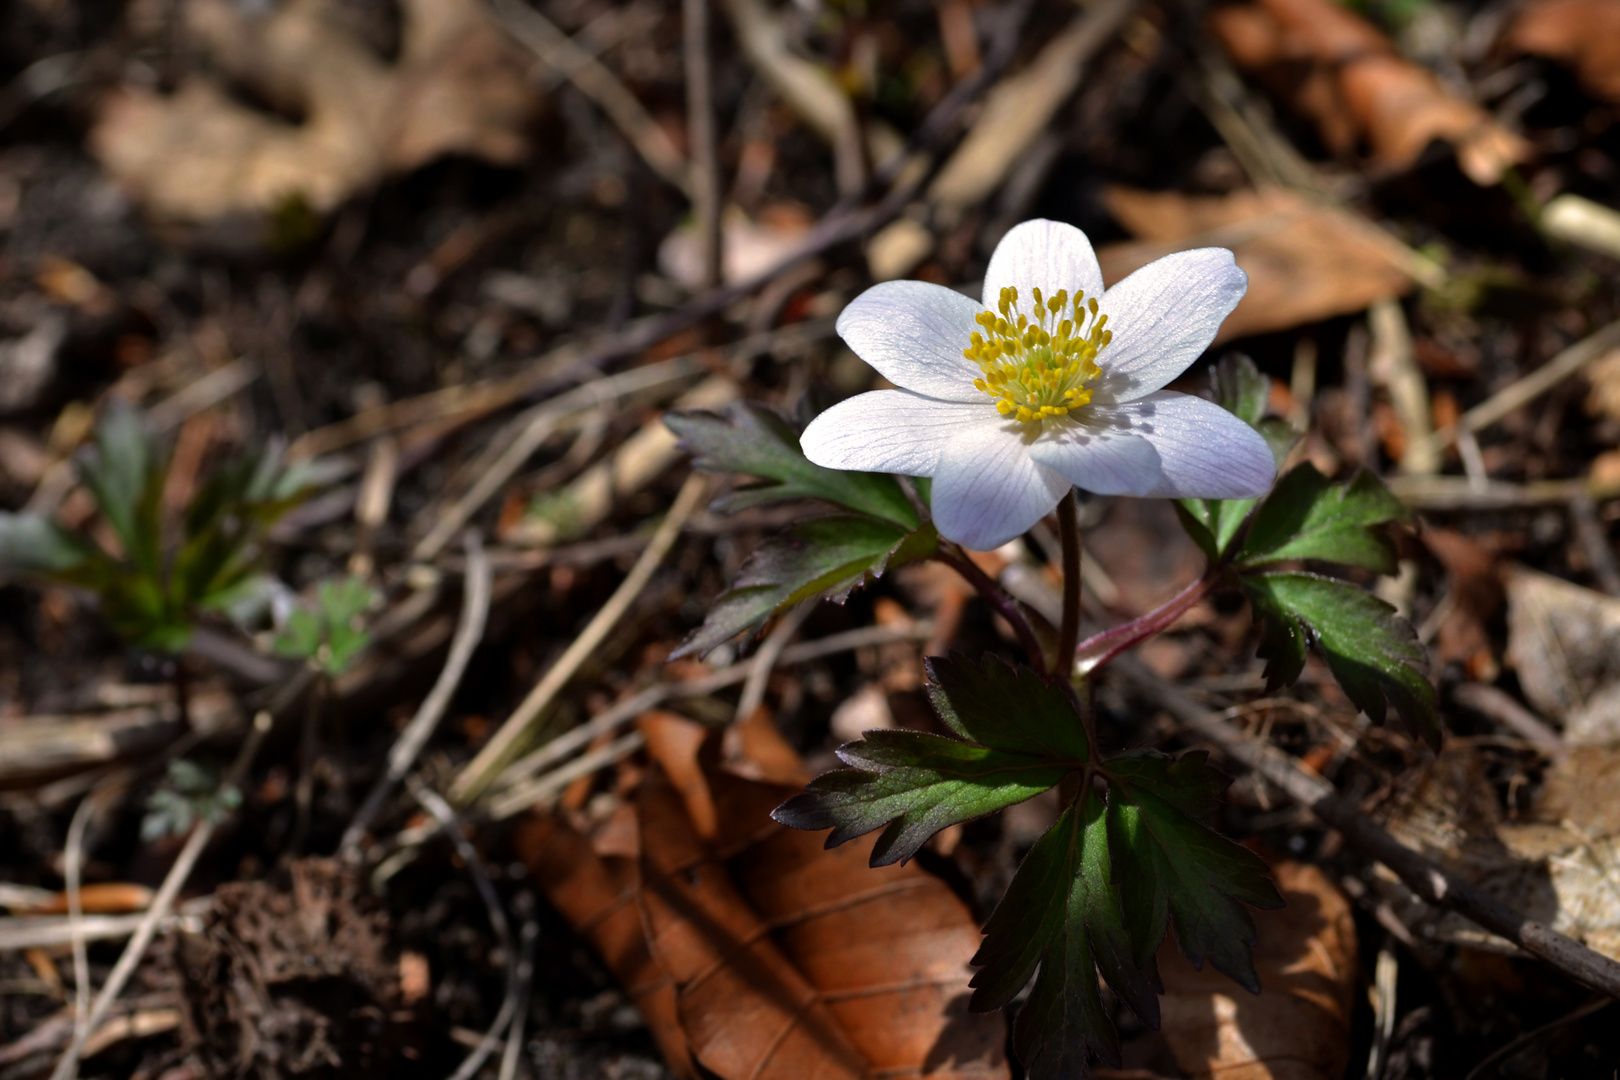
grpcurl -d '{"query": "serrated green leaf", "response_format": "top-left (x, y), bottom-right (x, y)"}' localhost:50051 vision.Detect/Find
top-left (1244, 571), bottom-right (1439, 747)
top-left (774, 728), bottom-right (1071, 866)
top-left (1103, 750), bottom-right (1282, 990)
top-left (972, 790), bottom-right (1162, 1078)
top-left (666, 401), bottom-right (917, 527)
top-left (274, 609), bottom-right (324, 659)
top-left (1239, 465), bottom-right (1410, 573)
top-left (1176, 356), bottom-right (1293, 561)
top-left (672, 517), bottom-right (935, 658)
top-left (924, 653), bottom-right (1091, 762)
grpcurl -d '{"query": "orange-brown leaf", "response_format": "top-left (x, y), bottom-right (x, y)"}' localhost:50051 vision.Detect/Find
top-left (1506, 0), bottom-right (1620, 103)
top-left (1099, 187), bottom-right (1417, 341)
top-left (1209, 0), bottom-right (1529, 183)
top-left (1154, 860), bottom-right (1357, 1080)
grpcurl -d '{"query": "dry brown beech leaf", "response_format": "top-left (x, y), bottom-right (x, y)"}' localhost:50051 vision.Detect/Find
top-left (1378, 745), bottom-right (1620, 961)
top-left (91, 0), bottom-right (535, 221)
top-left (1098, 186), bottom-right (1418, 341)
top-left (1209, 0), bottom-right (1529, 184)
top-left (1505, 0), bottom-right (1620, 104)
top-left (1504, 564), bottom-right (1620, 745)
top-left (1154, 859), bottom-right (1358, 1080)
top-left (515, 713), bottom-right (1008, 1080)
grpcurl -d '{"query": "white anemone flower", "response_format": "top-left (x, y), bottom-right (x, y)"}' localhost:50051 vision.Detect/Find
top-left (800, 219), bottom-right (1276, 550)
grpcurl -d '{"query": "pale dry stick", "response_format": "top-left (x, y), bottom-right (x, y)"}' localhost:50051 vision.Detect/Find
top-left (488, 619), bottom-right (935, 797)
top-left (487, 732), bottom-right (646, 820)
top-left (61, 782), bottom-right (120, 1055)
top-left (684, 0), bottom-right (722, 289)
top-left (1386, 473), bottom-right (1620, 511)
top-left (720, 0), bottom-right (865, 198)
top-left (1116, 657), bottom-right (1620, 998)
top-left (0, 908), bottom-right (208, 951)
top-left (1452, 683), bottom-right (1563, 754)
top-left (413, 359), bottom-right (705, 562)
top-left (1414, 319), bottom-right (1620, 461)
top-left (1369, 299), bottom-right (1439, 476)
top-left (409, 780), bottom-right (520, 1080)
top-left (449, 474), bottom-right (709, 803)
top-left (341, 532), bottom-right (493, 859)
top-left (490, 0), bottom-right (692, 196)
top-left (50, 710), bottom-right (273, 1080)
top-left (734, 602), bottom-right (813, 722)
top-left (145, 359), bottom-right (259, 434)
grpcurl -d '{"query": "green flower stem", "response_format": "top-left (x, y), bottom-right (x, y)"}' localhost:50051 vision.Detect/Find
top-left (1056, 491), bottom-right (1082, 677)
top-left (1072, 568), bottom-right (1221, 676)
top-left (937, 545), bottom-right (1049, 676)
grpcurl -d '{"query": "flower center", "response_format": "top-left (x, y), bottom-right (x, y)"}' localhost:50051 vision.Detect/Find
top-left (964, 286), bottom-right (1112, 425)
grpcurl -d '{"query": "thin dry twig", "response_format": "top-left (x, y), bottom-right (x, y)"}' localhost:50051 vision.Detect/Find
top-left (50, 710), bottom-right (273, 1080)
top-left (734, 601), bottom-right (812, 722)
top-left (409, 779), bottom-right (521, 1080)
top-left (412, 359), bottom-right (707, 561)
top-left (342, 531), bottom-right (493, 858)
top-left (1116, 657), bottom-right (1620, 998)
top-left (1415, 318), bottom-right (1620, 459)
top-left (450, 473), bottom-right (710, 802)
top-left (684, 0), bottom-right (722, 289)
top-left (489, 0), bottom-right (692, 196)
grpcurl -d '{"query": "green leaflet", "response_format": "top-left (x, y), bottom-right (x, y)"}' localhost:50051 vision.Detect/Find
top-left (1244, 571), bottom-right (1439, 748)
top-left (925, 653), bottom-right (1091, 761)
top-left (774, 655), bottom-right (1091, 864)
top-left (665, 400), bottom-right (918, 527)
top-left (1176, 355), bottom-right (1294, 562)
top-left (773, 729), bottom-right (1070, 866)
top-left (1104, 751), bottom-right (1282, 988)
top-left (973, 790), bottom-right (1162, 1078)
top-left (776, 657), bottom-right (1283, 1077)
top-left (672, 516), bottom-right (936, 658)
top-left (1238, 464), bottom-right (1411, 573)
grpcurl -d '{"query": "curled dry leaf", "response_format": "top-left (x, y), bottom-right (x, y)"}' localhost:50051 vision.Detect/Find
top-left (1098, 186), bottom-right (1418, 342)
top-left (1504, 564), bottom-right (1620, 745)
top-left (1505, 0), bottom-right (1620, 103)
top-left (1153, 860), bottom-right (1357, 1080)
top-left (1378, 745), bottom-right (1620, 961)
top-left (1209, 0), bottom-right (1529, 184)
top-left (91, 0), bottom-right (535, 221)
top-left (514, 712), bottom-right (1008, 1080)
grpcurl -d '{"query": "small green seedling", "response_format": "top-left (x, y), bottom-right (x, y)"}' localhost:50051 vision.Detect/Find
top-left (142, 758), bottom-right (242, 840)
top-left (0, 402), bottom-right (309, 654)
top-left (272, 575), bottom-right (378, 675)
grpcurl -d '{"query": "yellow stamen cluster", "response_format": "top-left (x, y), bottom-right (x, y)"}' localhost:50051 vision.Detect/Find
top-left (964, 286), bottom-right (1112, 425)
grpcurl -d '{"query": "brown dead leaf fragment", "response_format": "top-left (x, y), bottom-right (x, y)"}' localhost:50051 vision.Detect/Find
top-left (1504, 564), bottom-right (1620, 745)
top-left (515, 714), bottom-right (1008, 1080)
top-left (1099, 186), bottom-right (1418, 342)
top-left (1506, 0), bottom-right (1620, 103)
top-left (1154, 860), bottom-right (1357, 1080)
top-left (1210, 0), bottom-right (1529, 183)
top-left (91, 0), bottom-right (535, 221)
top-left (1378, 746), bottom-right (1620, 961)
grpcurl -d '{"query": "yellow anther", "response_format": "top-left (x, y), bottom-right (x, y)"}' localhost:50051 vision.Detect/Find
top-left (966, 281), bottom-right (1112, 427)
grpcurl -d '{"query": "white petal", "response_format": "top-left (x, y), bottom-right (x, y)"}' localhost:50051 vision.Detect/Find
top-left (836, 280), bottom-right (985, 401)
top-left (1026, 425), bottom-right (1164, 497)
top-left (931, 418), bottom-right (1070, 550)
top-left (1090, 249), bottom-right (1247, 404)
top-left (1093, 392), bottom-right (1276, 498)
top-left (982, 219), bottom-right (1105, 312)
top-left (799, 391), bottom-right (990, 476)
